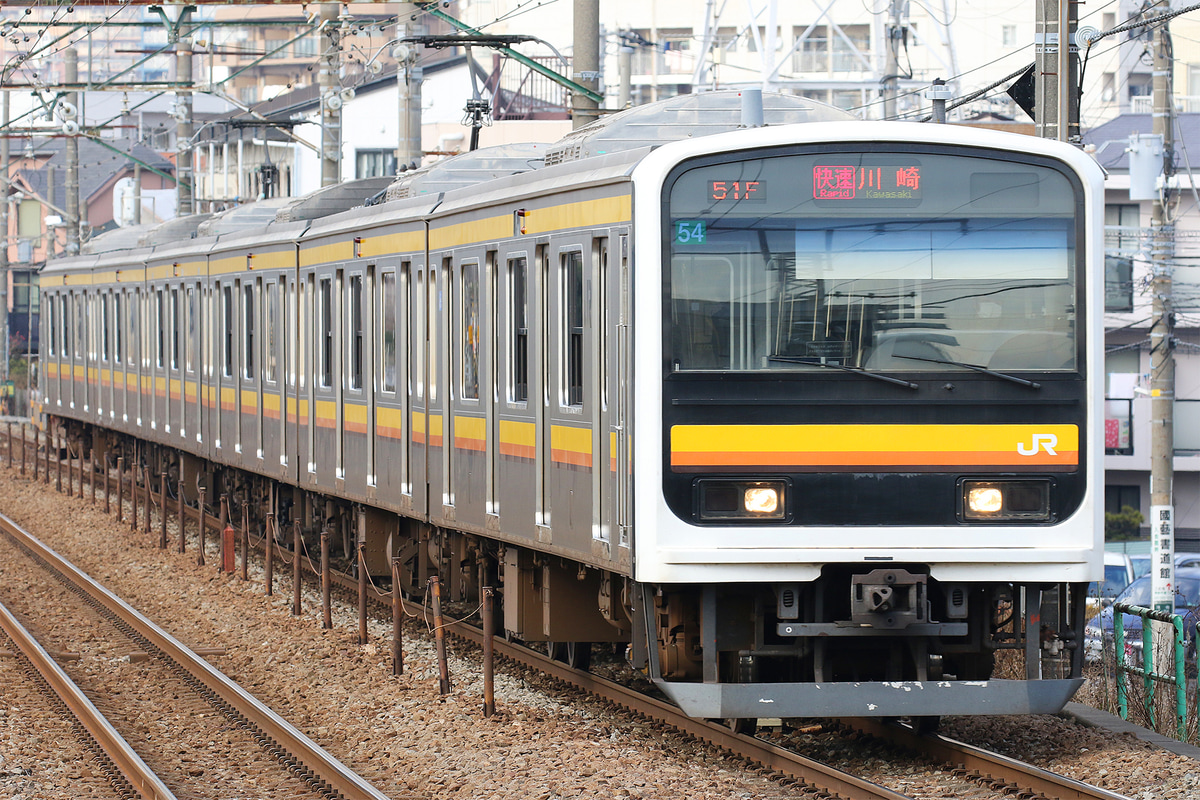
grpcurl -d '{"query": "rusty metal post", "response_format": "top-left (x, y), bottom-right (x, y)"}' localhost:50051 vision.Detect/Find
top-left (19, 423), bottom-right (26, 476)
top-left (240, 494), bottom-right (248, 581)
top-left (220, 495), bottom-right (233, 573)
top-left (431, 576), bottom-right (450, 694)
top-left (482, 586), bottom-right (495, 716)
top-left (142, 467), bottom-right (151, 534)
top-left (5, 422), bottom-right (10, 468)
top-left (177, 480), bottom-right (185, 553)
top-left (31, 427), bottom-right (38, 483)
top-left (104, 456), bottom-right (110, 514)
top-left (292, 520), bottom-right (302, 616)
top-left (159, 472), bottom-right (167, 548)
top-left (358, 544), bottom-right (368, 645)
top-left (264, 513), bottom-right (274, 596)
top-left (391, 557), bottom-right (404, 676)
top-left (90, 449), bottom-right (96, 504)
top-left (197, 487), bottom-right (207, 566)
top-left (130, 457), bottom-right (138, 531)
top-left (55, 431), bottom-right (62, 492)
top-left (115, 456), bottom-right (124, 521)
top-left (321, 529), bottom-right (332, 629)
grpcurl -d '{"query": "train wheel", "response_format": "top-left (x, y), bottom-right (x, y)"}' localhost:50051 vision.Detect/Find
top-left (725, 718), bottom-right (757, 735)
top-left (910, 716), bottom-right (940, 735)
top-left (565, 641), bottom-right (592, 671)
top-left (544, 641), bottom-right (566, 662)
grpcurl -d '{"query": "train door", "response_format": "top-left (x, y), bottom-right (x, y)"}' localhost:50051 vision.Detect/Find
top-left (534, 245), bottom-right (549, 539)
top-left (312, 267), bottom-right (342, 489)
top-left (262, 275), bottom-right (284, 476)
top-left (374, 262), bottom-right (404, 511)
top-left (169, 284), bottom-right (184, 440)
top-left (215, 280), bottom-right (236, 458)
top-left (184, 282), bottom-right (201, 446)
top-left (76, 290), bottom-right (88, 413)
top-left (284, 273), bottom-right (300, 484)
top-left (341, 265), bottom-right (370, 497)
top-left (592, 237), bottom-right (609, 553)
top-left (449, 252), bottom-right (486, 528)
top-left (98, 291), bottom-right (111, 421)
top-left (239, 277), bottom-right (263, 468)
top-left (409, 260), bottom-right (430, 519)
top-left (437, 257), bottom-right (452, 518)
top-left (131, 287), bottom-right (143, 428)
top-left (111, 290), bottom-right (125, 428)
top-left (614, 233), bottom-right (632, 552)
top-left (152, 285), bottom-right (166, 434)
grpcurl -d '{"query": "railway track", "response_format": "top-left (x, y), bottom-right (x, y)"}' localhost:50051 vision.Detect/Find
top-left (0, 507), bottom-right (390, 800)
top-left (0, 431), bottom-right (1142, 800)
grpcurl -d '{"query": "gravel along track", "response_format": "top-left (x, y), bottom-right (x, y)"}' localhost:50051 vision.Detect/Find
top-left (1, 464), bottom-right (1199, 799)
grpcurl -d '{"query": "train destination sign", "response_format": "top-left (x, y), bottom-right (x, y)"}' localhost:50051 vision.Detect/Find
top-left (812, 164), bottom-right (922, 202)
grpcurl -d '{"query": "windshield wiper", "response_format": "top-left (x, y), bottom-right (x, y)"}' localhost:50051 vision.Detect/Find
top-left (767, 355), bottom-right (918, 390)
top-left (892, 354), bottom-right (1041, 389)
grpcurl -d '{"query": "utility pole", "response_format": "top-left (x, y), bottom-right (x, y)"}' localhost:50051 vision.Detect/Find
top-left (319, 3), bottom-right (342, 187)
top-left (176, 35), bottom-right (194, 215)
top-left (572, 0), bottom-right (600, 129)
top-left (64, 47), bottom-right (80, 256)
top-left (1034, 0), bottom-right (1079, 141)
top-left (396, 5), bottom-right (424, 171)
top-left (1149, 19), bottom-right (1176, 616)
top-left (881, 0), bottom-right (906, 120)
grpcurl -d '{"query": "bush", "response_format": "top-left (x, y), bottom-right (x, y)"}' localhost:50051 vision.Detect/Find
top-left (1106, 505), bottom-right (1145, 541)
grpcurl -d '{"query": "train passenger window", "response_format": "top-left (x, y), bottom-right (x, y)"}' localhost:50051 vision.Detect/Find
top-left (172, 289), bottom-right (181, 371)
top-left (429, 269), bottom-right (439, 402)
top-left (156, 289), bottom-right (165, 368)
top-left (265, 281), bottom-right (278, 383)
top-left (186, 286), bottom-right (196, 373)
top-left (381, 272), bottom-right (396, 393)
top-left (562, 251), bottom-right (584, 407)
top-left (349, 274), bottom-right (363, 391)
top-left (243, 283), bottom-right (255, 380)
top-left (414, 271), bottom-right (423, 399)
top-left (222, 284), bottom-right (233, 378)
top-left (76, 295), bottom-right (85, 362)
top-left (460, 262), bottom-right (479, 400)
top-left (102, 294), bottom-right (111, 362)
top-left (61, 296), bottom-right (69, 359)
top-left (290, 281), bottom-right (299, 387)
top-left (46, 295), bottom-right (56, 357)
top-left (115, 294), bottom-right (123, 365)
top-left (319, 277), bottom-right (333, 388)
top-left (509, 257), bottom-right (528, 403)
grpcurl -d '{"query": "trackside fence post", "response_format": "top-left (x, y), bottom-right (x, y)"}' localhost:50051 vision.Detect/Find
top-left (1112, 602), bottom-right (1188, 740)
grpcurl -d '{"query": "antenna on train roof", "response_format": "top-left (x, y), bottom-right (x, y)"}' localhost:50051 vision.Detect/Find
top-left (739, 88), bottom-right (764, 128)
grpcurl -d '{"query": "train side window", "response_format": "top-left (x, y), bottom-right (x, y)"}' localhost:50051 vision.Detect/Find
top-left (76, 294), bottom-right (86, 362)
top-left (265, 280), bottom-right (278, 383)
top-left (381, 271), bottom-right (396, 393)
top-left (562, 250), bottom-right (584, 407)
top-left (243, 282), bottom-right (255, 380)
top-left (186, 286), bottom-right (196, 373)
top-left (414, 270), bottom-right (423, 399)
top-left (319, 277), bottom-right (333, 388)
top-left (349, 274), bottom-right (363, 391)
top-left (61, 296), bottom-right (69, 359)
top-left (115, 293), bottom-right (123, 365)
top-left (429, 268), bottom-right (439, 402)
top-left (509, 257), bottom-right (528, 403)
top-left (222, 284), bottom-right (234, 378)
top-left (46, 295), bottom-right (56, 357)
top-left (155, 288), bottom-right (165, 368)
top-left (101, 294), bottom-right (111, 362)
top-left (460, 261), bottom-right (479, 400)
top-left (171, 288), bottom-right (181, 370)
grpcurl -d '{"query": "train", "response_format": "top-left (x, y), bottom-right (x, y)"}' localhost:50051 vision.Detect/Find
top-left (38, 90), bottom-right (1104, 727)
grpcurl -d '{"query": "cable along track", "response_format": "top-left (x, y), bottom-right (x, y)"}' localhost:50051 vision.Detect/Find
top-left (0, 509), bottom-right (389, 800)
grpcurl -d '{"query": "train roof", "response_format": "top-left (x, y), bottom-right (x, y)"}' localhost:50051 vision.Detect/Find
top-left (543, 89), bottom-right (857, 165)
top-left (381, 142), bottom-right (549, 201)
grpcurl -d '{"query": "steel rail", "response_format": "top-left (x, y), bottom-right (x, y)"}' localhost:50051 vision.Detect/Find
top-left (843, 719), bottom-right (1133, 800)
top-left (0, 600), bottom-right (177, 800)
top-left (0, 510), bottom-right (392, 800)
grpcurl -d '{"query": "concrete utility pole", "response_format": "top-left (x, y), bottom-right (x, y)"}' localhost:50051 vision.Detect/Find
top-left (1034, 0), bottom-right (1079, 141)
top-left (396, 4), bottom-right (424, 170)
top-left (881, 0), bottom-right (906, 120)
top-left (572, 0), bottom-right (600, 129)
top-left (319, 3), bottom-right (342, 187)
top-left (176, 36), bottom-right (194, 215)
top-left (1149, 20), bottom-right (1176, 615)
top-left (64, 47), bottom-right (80, 256)
top-left (1, 89), bottom-right (9, 385)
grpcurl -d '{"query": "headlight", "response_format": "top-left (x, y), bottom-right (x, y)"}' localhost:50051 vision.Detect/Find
top-left (697, 479), bottom-right (788, 521)
top-left (961, 479), bottom-right (1051, 522)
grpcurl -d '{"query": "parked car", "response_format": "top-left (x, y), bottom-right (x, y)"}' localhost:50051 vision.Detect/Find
top-left (1129, 551), bottom-right (1200, 580)
top-left (1086, 552), bottom-right (1135, 615)
top-left (1084, 567), bottom-right (1200, 663)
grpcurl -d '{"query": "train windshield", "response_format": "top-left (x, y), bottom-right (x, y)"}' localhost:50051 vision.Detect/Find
top-left (665, 148), bottom-right (1081, 373)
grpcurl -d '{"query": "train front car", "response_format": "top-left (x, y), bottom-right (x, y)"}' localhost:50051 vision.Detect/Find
top-left (630, 122), bottom-right (1104, 722)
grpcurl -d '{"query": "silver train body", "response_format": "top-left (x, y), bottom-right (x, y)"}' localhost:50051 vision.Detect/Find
top-left (39, 92), bottom-right (1104, 722)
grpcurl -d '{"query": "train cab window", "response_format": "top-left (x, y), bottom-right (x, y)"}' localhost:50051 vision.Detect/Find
top-left (509, 257), bottom-right (529, 403)
top-left (265, 280), bottom-right (278, 384)
top-left (381, 271), bottom-right (397, 393)
top-left (319, 277), bottom-right (333, 388)
top-left (349, 274), bottom-right (363, 391)
top-left (562, 251), bottom-right (584, 407)
top-left (461, 262), bottom-right (479, 400)
top-left (222, 284), bottom-right (234, 378)
top-left (243, 283), bottom-right (255, 380)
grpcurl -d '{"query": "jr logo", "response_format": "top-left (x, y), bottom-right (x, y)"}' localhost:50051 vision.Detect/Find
top-left (1017, 433), bottom-right (1058, 456)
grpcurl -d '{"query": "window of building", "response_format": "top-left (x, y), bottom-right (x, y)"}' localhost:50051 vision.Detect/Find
top-left (1105, 484), bottom-right (1140, 515)
top-left (1105, 204), bottom-right (1138, 312)
top-left (294, 36), bottom-right (317, 58)
top-left (356, 149), bottom-right (397, 179)
top-left (795, 24), bottom-right (870, 73)
top-left (1001, 25), bottom-right (1017, 47)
